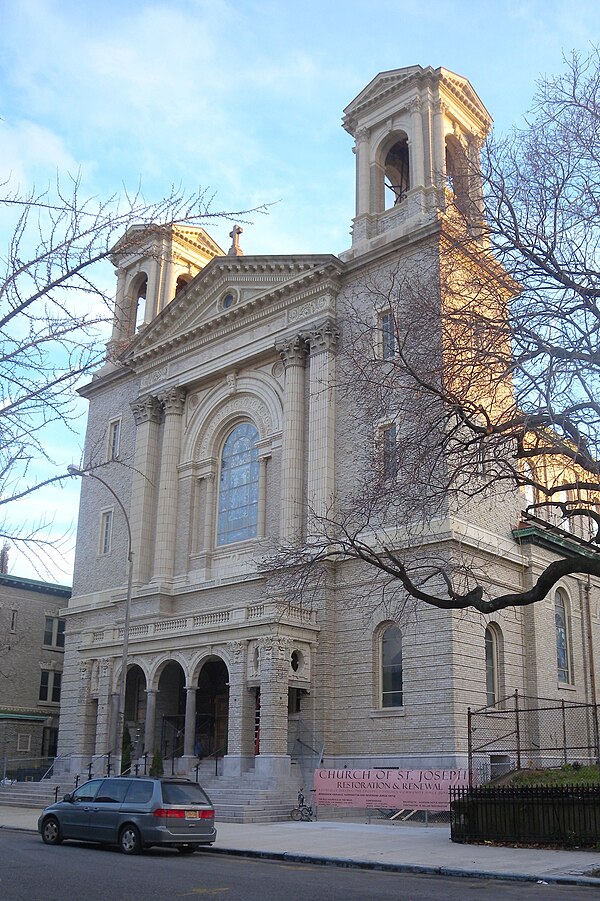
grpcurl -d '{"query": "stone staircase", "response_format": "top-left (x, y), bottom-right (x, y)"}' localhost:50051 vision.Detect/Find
top-left (0, 778), bottom-right (73, 809)
top-left (0, 760), bottom-right (303, 823)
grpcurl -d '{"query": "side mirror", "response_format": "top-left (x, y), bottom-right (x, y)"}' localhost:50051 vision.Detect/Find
top-left (63, 792), bottom-right (74, 802)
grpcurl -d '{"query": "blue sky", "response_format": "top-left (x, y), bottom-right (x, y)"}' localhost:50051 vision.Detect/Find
top-left (1, 0), bottom-right (599, 582)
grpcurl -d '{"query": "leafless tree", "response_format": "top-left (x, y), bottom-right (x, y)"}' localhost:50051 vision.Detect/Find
top-left (0, 173), bottom-right (264, 569)
top-left (266, 49), bottom-right (600, 616)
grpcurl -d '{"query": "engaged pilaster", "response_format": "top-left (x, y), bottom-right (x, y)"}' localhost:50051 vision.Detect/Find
top-left (255, 634), bottom-right (292, 779)
top-left (304, 319), bottom-right (339, 534)
top-left (277, 336), bottom-right (307, 542)
top-left (130, 394), bottom-right (162, 585)
top-left (152, 386), bottom-right (187, 583)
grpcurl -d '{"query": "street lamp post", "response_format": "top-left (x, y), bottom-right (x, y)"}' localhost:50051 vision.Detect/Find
top-left (68, 465), bottom-right (134, 775)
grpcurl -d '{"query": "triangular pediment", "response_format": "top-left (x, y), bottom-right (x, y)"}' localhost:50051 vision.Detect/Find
top-left (343, 65), bottom-right (491, 135)
top-left (121, 253), bottom-right (343, 365)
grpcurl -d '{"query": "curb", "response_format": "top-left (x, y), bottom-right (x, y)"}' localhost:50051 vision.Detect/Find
top-left (202, 846), bottom-right (600, 888)
top-left (4, 823), bottom-right (600, 888)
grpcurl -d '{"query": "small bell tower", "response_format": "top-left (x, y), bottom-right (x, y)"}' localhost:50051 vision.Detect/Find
top-left (106, 224), bottom-right (224, 357)
top-left (341, 65), bottom-right (492, 259)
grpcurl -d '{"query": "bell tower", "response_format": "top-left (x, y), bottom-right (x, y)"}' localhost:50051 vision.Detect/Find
top-left (106, 224), bottom-right (224, 357)
top-left (341, 65), bottom-right (492, 259)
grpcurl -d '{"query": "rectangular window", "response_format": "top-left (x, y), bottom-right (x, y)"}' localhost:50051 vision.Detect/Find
top-left (17, 734), bottom-right (31, 752)
top-left (108, 419), bottom-right (121, 461)
top-left (10, 609), bottom-right (17, 632)
top-left (43, 616), bottom-right (66, 649)
top-left (379, 310), bottom-right (398, 360)
top-left (100, 510), bottom-right (113, 555)
top-left (39, 670), bottom-right (62, 704)
top-left (382, 424), bottom-right (398, 479)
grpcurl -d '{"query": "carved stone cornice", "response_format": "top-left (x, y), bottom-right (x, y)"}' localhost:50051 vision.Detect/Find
top-left (276, 335), bottom-right (308, 368)
top-left (159, 386), bottom-right (187, 416)
top-left (131, 394), bottom-right (161, 426)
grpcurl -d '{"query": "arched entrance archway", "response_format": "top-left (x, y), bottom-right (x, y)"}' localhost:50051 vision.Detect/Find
top-left (124, 664), bottom-right (147, 759)
top-left (156, 661), bottom-right (186, 760)
top-left (196, 658), bottom-right (229, 757)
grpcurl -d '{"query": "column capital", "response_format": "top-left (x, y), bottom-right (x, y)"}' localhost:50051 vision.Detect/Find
top-left (355, 125), bottom-right (370, 143)
top-left (303, 318), bottom-right (339, 355)
top-left (226, 639), bottom-right (245, 663)
top-left (159, 386), bottom-right (187, 416)
top-left (131, 394), bottom-right (161, 426)
top-left (409, 96), bottom-right (422, 114)
top-left (276, 335), bottom-right (307, 368)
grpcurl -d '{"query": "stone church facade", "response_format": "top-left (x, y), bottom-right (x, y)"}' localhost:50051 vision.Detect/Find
top-left (56, 66), bottom-right (600, 792)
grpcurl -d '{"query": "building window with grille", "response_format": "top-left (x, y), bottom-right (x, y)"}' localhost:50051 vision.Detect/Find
top-left (381, 424), bottom-right (398, 480)
top-left (485, 624), bottom-right (502, 706)
top-left (39, 670), bottom-right (62, 704)
top-left (217, 422), bottom-right (260, 545)
top-left (99, 510), bottom-right (113, 555)
top-left (381, 624), bottom-right (403, 707)
top-left (43, 616), bottom-right (66, 649)
top-left (555, 588), bottom-right (573, 684)
top-left (379, 310), bottom-right (398, 360)
top-left (107, 419), bottom-right (121, 461)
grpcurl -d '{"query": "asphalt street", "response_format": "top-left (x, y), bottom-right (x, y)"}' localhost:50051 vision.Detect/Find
top-left (1, 831), bottom-right (598, 901)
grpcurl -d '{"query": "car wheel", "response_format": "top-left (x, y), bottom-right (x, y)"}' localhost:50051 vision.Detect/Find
top-left (119, 824), bottom-right (142, 855)
top-left (177, 845), bottom-right (197, 854)
top-left (41, 816), bottom-right (63, 845)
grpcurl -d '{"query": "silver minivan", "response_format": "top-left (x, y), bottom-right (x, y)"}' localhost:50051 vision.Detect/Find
top-left (38, 777), bottom-right (216, 854)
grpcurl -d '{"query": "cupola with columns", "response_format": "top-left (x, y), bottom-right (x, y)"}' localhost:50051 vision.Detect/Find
top-left (106, 224), bottom-right (224, 358)
top-left (341, 65), bottom-right (492, 258)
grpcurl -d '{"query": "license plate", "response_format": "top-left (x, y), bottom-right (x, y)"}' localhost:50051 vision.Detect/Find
top-left (185, 810), bottom-right (199, 818)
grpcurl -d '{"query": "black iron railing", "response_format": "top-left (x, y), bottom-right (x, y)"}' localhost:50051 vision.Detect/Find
top-left (451, 784), bottom-right (600, 846)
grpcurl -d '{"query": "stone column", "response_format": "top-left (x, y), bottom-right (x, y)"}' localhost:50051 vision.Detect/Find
top-left (305, 320), bottom-right (339, 534)
top-left (144, 689), bottom-right (157, 755)
top-left (144, 256), bottom-right (161, 324)
top-left (107, 267), bottom-right (129, 350)
top-left (223, 641), bottom-right (255, 776)
top-left (355, 126), bottom-right (371, 217)
top-left (277, 336), bottom-right (307, 543)
top-left (109, 692), bottom-right (120, 760)
top-left (432, 100), bottom-right (447, 190)
top-left (255, 635), bottom-right (292, 779)
top-left (94, 658), bottom-right (113, 763)
top-left (409, 97), bottom-right (425, 189)
top-left (182, 685), bottom-right (198, 761)
top-left (130, 395), bottom-right (162, 586)
top-left (152, 386), bottom-right (187, 582)
top-left (257, 455), bottom-right (270, 539)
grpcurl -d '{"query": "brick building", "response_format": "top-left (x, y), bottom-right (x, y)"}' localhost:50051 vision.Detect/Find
top-left (0, 572), bottom-right (69, 776)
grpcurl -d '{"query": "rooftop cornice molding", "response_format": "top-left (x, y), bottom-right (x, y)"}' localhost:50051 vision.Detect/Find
top-left (121, 255), bottom-right (344, 367)
top-left (342, 65), bottom-right (491, 136)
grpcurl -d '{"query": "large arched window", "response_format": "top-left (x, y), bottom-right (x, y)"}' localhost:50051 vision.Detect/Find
top-left (485, 624), bottom-right (503, 707)
top-left (217, 422), bottom-right (260, 545)
top-left (555, 589), bottom-right (572, 684)
top-left (381, 625), bottom-right (403, 708)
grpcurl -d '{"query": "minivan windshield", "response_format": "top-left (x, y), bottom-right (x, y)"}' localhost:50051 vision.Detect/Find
top-left (161, 782), bottom-right (211, 806)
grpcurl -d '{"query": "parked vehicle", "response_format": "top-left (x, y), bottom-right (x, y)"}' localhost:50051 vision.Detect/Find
top-left (38, 777), bottom-right (216, 854)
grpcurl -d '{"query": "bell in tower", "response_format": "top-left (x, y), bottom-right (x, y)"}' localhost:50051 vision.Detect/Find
top-left (341, 65), bottom-right (492, 259)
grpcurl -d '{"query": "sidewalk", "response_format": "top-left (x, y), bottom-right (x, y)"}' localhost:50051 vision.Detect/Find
top-left (2, 805), bottom-right (600, 887)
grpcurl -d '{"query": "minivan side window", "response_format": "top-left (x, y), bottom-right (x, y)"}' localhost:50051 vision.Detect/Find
top-left (124, 780), bottom-right (154, 804)
top-left (72, 780), bottom-right (103, 802)
top-left (95, 779), bottom-right (130, 803)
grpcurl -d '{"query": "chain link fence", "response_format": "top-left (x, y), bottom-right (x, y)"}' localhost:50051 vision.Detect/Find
top-left (468, 691), bottom-right (600, 784)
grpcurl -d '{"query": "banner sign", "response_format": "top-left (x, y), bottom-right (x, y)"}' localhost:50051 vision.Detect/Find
top-left (313, 768), bottom-right (469, 811)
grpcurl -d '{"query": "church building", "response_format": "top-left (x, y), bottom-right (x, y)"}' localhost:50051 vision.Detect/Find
top-left (56, 66), bottom-right (600, 815)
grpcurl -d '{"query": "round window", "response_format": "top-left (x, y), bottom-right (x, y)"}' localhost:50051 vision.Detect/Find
top-left (222, 292), bottom-right (235, 309)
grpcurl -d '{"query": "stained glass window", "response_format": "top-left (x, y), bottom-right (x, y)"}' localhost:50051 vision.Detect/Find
top-left (382, 625), bottom-right (403, 707)
top-left (485, 626), bottom-right (498, 706)
top-left (555, 589), bottom-right (571, 684)
top-left (217, 423), bottom-right (260, 545)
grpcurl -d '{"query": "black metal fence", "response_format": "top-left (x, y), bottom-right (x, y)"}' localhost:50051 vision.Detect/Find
top-left (468, 691), bottom-right (600, 784)
top-left (451, 784), bottom-right (600, 846)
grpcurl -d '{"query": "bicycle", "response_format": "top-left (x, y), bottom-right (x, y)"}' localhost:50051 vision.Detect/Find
top-left (290, 790), bottom-right (313, 821)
